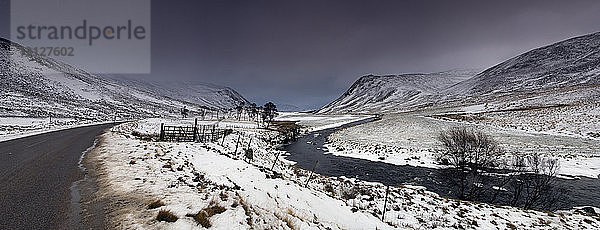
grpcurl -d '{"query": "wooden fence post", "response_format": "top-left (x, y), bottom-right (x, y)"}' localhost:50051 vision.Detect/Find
top-left (234, 134), bottom-right (241, 155)
top-left (160, 123), bottom-right (164, 141)
top-left (193, 118), bottom-right (198, 142)
top-left (270, 152), bottom-right (280, 171)
top-left (305, 160), bottom-right (318, 187)
top-left (211, 125), bottom-right (216, 142)
top-left (382, 185), bottom-right (390, 221)
top-left (221, 130), bottom-right (226, 145)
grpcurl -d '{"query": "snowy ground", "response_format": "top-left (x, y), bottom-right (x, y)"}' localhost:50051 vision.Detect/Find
top-left (276, 112), bottom-right (373, 132)
top-left (0, 114), bottom-right (256, 143)
top-left (450, 103), bottom-right (600, 140)
top-left (326, 113), bottom-right (600, 179)
top-left (87, 116), bottom-right (600, 229)
top-left (0, 112), bottom-right (358, 143)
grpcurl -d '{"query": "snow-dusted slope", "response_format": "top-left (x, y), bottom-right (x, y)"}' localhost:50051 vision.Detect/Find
top-left (318, 69), bottom-right (478, 114)
top-left (448, 32), bottom-right (600, 96)
top-left (0, 38), bottom-right (247, 121)
top-left (105, 76), bottom-right (249, 110)
top-left (321, 32), bottom-right (600, 114)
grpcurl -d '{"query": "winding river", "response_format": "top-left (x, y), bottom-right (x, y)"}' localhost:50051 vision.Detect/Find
top-left (283, 117), bottom-right (600, 210)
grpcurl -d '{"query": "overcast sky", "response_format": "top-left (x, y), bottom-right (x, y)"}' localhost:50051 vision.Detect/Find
top-left (3, 0), bottom-right (600, 110)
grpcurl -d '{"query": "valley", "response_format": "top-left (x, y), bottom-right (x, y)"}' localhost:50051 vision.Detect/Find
top-left (2, 28), bottom-right (600, 229)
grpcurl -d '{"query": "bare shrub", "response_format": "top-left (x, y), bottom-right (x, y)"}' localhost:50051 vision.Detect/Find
top-left (323, 183), bottom-right (335, 196)
top-left (340, 182), bottom-right (358, 200)
top-left (436, 127), bottom-right (504, 200)
top-left (244, 148), bottom-right (254, 161)
top-left (437, 127), bottom-right (564, 210)
top-left (506, 154), bottom-right (563, 210)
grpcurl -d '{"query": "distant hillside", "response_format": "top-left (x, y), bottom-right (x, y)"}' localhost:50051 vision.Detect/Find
top-left (317, 69), bottom-right (478, 114)
top-left (105, 76), bottom-right (249, 110)
top-left (447, 32), bottom-right (600, 96)
top-left (0, 37), bottom-right (248, 120)
top-left (319, 32), bottom-right (600, 114)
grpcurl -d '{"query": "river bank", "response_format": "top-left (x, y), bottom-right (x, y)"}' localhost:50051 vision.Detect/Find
top-left (77, 117), bottom-right (600, 229)
top-left (283, 114), bottom-right (600, 210)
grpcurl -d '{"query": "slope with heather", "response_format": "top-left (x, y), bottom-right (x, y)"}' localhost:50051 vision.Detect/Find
top-left (318, 69), bottom-right (478, 114)
top-left (321, 32), bottom-right (600, 115)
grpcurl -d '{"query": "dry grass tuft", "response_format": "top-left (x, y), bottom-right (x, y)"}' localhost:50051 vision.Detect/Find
top-left (156, 209), bottom-right (178, 222)
top-left (148, 200), bottom-right (165, 209)
top-left (190, 203), bottom-right (227, 227)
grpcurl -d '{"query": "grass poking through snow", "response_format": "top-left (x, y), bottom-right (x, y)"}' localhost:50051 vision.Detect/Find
top-left (148, 200), bottom-right (165, 209)
top-left (156, 210), bottom-right (178, 222)
top-left (189, 203), bottom-right (227, 227)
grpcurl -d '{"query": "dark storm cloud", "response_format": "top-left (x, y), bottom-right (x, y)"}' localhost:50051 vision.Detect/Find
top-left (145, 0), bottom-right (600, 110)
top-left (4, 0), bottom-right (600, 109)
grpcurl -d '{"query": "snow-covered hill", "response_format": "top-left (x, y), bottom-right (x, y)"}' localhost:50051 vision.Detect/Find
top-left (104, 76), bottom-right (249, 110)
top-left (0, 38), bottom-right (248, 122)
top-left (447, 32), bottom-right (600, 96)
top-left (318, 69), bottom-right (478, 114)
top-left (320, 32), bottom-right (600, 114)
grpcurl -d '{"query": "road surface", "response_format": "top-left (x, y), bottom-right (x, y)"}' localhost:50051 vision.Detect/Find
top-left (0, 124), bottom-right (115, 230)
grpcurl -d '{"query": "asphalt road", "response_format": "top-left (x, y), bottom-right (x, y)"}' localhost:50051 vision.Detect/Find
top-left (0, 124), bottom-right (115, 230)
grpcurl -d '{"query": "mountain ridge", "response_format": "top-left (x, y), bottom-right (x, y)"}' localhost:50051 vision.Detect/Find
top-left (318, 31), bottom-right (600, 114)
top-left (0, 37), bottom-right (249, 120)
top-left (317, 69), bottom-right (479, 114)
top-left (103, 75), bottom-right (250, 110)
top-left (446, 31), bottom-right (600, 96)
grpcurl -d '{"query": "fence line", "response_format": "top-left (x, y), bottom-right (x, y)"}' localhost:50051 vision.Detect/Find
top-left (159, 118), bottom-right (231, 143)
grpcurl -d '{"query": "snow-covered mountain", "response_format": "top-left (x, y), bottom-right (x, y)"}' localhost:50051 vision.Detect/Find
top-left (320, 32), bottom-right (600, 114)
top-left (0, 38), bottom-right (248, 121)
top-left (317, 69), bottom-right (478, 114)
top-left (104, 76), bottom-right (249, 110)
top-left (447, 32), bottom-right (600, 96)
top-left (276, 103), bottom-right (302, 112)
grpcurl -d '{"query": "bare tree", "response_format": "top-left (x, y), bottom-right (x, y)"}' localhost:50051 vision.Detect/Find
top-left (181, 106), bottom-right (189, 118)
top-left (437, 127), bottom-right (564, 210)
top-left (249, 103), bottom-right (258, 121)
top-left (262, 102), bottom-right (278, 127)
top-left (235, 103), bottom-right (244, 120)
top-left (437, 127), bottom-right (504, 200)
top-left (506, 154), bottom-right (563, 210)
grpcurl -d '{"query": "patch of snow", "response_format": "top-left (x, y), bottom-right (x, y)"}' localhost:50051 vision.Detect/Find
top-left (87, 118), bottom-right (600, 229)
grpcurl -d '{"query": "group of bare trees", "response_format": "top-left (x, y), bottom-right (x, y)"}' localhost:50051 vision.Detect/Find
top-left (179, 101), bottom-right (278, 125)
top-left (436, 127), bottom-right (564, 210)
top-left (233, 102), bottom-right (278, 126)
top-left (504, 154), bottom-right (563, 210)
top-left (262, 102), bottom-right (277, 125)
top-left (236, 103), bottom-right (260, 121)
